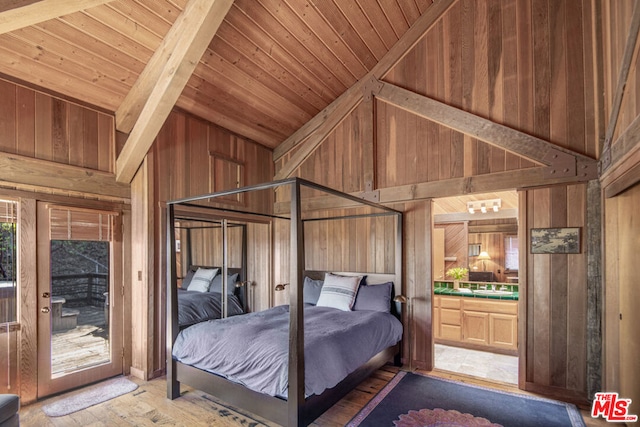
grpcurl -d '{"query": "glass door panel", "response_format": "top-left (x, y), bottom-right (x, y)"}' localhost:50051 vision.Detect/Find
top-left (37, 203), bottom-right (123, 398)
top-left (50, 240), bottom-right (111, 377)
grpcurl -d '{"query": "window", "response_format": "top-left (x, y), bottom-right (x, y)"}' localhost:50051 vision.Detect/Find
top-left (0, 200), bottom-right (17, 323)
top-left (504, 235), bottom-right (519, 271)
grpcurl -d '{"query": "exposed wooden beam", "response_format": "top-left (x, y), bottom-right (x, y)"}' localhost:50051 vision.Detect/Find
top-left (0, 0), bottom-right (112, 35)
top-left (434, 209), bottom-right (519, 224)
top-left (273, 0), bottom-right (457, 175)
top-left (601, 0), bottom-right (640, 171)
top-left (274, 167), bottom-right (596, 213)
top-left (601, 112), bottom-right (640, 196)
top-left (115, 0), bottom-right (233, 183)
top-left (0, 152), bottom-right (130, 200)
top-left (375, 81), bottom-right (597, 173)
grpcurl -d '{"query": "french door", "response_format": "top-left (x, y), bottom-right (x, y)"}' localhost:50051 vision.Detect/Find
top-left (37, 203), bottom-right (123, 397)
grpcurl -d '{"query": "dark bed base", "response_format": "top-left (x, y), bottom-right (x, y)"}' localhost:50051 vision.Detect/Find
top-left (168, 344), bottom-right (399, 426)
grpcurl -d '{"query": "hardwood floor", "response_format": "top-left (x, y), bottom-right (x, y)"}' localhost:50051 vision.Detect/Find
top-left (19, 366), bottom-right (609, 426)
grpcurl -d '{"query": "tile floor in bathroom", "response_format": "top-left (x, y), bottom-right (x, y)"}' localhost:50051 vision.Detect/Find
top-left (434, 343), bottom-right (519, 385)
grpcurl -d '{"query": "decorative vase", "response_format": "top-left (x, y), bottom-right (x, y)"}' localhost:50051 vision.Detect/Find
top-left (453, 279), bottom-right (459, 289)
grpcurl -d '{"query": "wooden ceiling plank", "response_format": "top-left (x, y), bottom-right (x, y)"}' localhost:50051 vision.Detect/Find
top-left (284, 0), bottom-right (367, 78)
top-left (375, 81), bottom-right (597, 167)
top-left (59, 12), bottom-right (155, 65)
top-left (0, 0), bottom-right (113, 35)
top-left (175, 93), bottom-right (284, 148)
top-left (213, 35), bottom-right (324, 114)
top-left (264, 0), bottom-right (358, 87)
top-left (235, 1), bottom-right (346, 98)
top-left (34, 17), bottom-right (147, 75)
top-left (273, 0), bottom-right (456, 166)
top-left (0, 43), bottom-right (123, 110)
top-left (181, 71), bottom-right (299, 138)
top-left (310, 0), bottom-right (377, 70)
top-left (4, 28), bottom-right (132, 95)
top-left (115, 0), bottom-right (234, 183)
top-left (196, 50), bottom-right (312, 128)
top-left (84, 4), bottom-right (165, 51)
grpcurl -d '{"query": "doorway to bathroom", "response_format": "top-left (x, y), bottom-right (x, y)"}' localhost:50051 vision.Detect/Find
top-left (432, 191), bottom-right (519, 385)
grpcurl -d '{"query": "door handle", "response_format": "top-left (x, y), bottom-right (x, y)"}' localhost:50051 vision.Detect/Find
top-left (42, 292), bottom-right (50, 298)
top-left (41, 307), bottom-right (50, 313)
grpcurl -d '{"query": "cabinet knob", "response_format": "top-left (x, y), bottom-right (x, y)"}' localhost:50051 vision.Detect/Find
top-left (42, 292), bottom-right (50, 298)
top-left (41, 307), bottom-right (50, 314)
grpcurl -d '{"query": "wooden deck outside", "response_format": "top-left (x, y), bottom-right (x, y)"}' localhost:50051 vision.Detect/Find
top-left (51, 305), bottom-right (110, 377)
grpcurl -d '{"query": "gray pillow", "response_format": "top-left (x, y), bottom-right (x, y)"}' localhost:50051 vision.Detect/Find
top-left (208, 273), bottom-right (239, 294)
top-left (316, 273), bottom-right (362, 311)
top-left (186, 268), bottom-right (219, 292)
top-left (181, 268), bottom-right (195, 289)
top-left (353, 282), bottom-right (393, 312)
top-left (303, 276), bottom-right (324, 305)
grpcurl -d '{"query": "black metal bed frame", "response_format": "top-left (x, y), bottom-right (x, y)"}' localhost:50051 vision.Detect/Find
top-left (166, 178), bottom-right (403, 426)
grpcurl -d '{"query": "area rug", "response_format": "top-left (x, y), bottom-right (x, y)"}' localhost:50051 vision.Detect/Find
top-left (347, 371), bottom-right (585, 427)
top-left (42, 377), bottom-right (138, 417)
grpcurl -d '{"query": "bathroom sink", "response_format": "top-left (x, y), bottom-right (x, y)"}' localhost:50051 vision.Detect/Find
top-left (473, 289), bottom-right (513, 296)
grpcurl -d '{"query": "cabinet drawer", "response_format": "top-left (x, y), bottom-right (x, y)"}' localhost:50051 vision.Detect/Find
top-left (440, 297), bottom-right (461, 309)
top-left (440, 308), bottom-right (461, 326)
top-left (463, 299), bottom-right (518, 315)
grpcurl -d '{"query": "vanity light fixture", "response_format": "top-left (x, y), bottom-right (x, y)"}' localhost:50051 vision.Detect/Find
top-left (466, 199), bottom-right (502, 214)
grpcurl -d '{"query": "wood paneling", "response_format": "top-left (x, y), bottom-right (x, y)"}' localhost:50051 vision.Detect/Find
top-left (303, 212), bottom-right (396, 274)
top-left (0, 78), bottom-right (114, 172)
top-left (272, 0), bottom-right (599, 403)
top-left (140, 109), bottom-right (273, 378)
top-left (520, 183), bottom-right (589, 402)
top-left (0, 0), bottom-right (438, 150)
top-left (604, 183), bottom-right (640, 416)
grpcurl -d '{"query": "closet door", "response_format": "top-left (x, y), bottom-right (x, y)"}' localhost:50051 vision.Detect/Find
top-left (37, 203), bottom-right (123, 398)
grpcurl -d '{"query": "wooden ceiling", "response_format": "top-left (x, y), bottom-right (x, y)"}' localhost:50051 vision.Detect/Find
top-left (0, 0), bottom-right (435, 153)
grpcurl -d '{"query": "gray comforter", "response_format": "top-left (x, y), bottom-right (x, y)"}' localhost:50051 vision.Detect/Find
top-left (172, 304), bottom-right (402, 397)
top-left (177, 289), bottom-right (244, 327)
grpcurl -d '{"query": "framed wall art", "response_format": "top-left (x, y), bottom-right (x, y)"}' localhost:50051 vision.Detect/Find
top-left (530, 227), bottom-right (581, 254)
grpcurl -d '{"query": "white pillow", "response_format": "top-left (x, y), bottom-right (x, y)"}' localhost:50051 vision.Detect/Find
top-left (315, 273), bottom-right (362, 311)
top-left (186, 268), bottom-right (219, 292)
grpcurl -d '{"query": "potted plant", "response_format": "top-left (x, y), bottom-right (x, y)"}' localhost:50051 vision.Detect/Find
top-left (446, 267), bottom-right (469, 289)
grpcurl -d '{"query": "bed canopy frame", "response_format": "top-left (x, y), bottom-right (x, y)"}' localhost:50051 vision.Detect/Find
top-left (166, 177), bottom-right (403, 426)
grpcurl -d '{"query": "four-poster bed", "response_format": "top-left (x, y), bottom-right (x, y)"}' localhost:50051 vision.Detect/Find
top-left (166, 178), bottom-right (404, 426)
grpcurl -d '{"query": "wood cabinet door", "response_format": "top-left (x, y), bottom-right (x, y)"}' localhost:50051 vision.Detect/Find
top-left (489, 313), bottom-right (517, 350)
top-left (463, 310), bottom-right (489, 345)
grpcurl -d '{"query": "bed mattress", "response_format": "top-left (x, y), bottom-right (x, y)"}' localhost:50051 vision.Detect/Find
top-left (172, 304), bottom-right (402, 397)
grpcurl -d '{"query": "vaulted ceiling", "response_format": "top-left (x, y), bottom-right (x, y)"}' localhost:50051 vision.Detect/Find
top-left (0, 0), bottom-right (435, 152)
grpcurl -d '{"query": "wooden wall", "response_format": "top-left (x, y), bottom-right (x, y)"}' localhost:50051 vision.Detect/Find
top-left (604, 183), bottom-right (640, 416)
top-left (274, 0), bottom-right (599, 401)
top-left (600, 0), bottom-right (640, 415)
top-left (0, 78), bottom-right (129, 403)
top-left (131, 109), bottom-right (273, 378)
top-left (519, 184), bottom-right (589, 401)
top-left (0, 79), bottom-right (114, 172)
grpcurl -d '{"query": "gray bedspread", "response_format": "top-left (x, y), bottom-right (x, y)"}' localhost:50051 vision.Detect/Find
top-left (177, 289), bottom-right (244, 327)
top-left (172, 305), bottom-right (403, 397)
